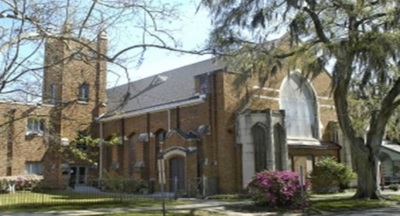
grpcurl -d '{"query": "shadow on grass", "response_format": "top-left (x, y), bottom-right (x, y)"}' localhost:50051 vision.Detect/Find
top-left (200, 195), bottom-right (400, 215)
top-left (222, 204), bottom-right (304, 214)
top-left (0, 201), bottom-right (128, 213)
top-left (310, 196), bottom-right (400, 213)
top-left (33, 189), bottom-right (149, 200)
top-left (0, 190), bottom-right (190, 214)
top-left (0, 200), bottom-right (187, 213)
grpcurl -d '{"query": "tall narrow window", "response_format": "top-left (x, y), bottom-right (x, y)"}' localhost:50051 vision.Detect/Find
top-left (274, 123), bottom-right (285, 170)
top-left (251, 123), bottom-right (268, 172)
top-left (78, 83), bottom-right (89, 102)
top-left (27, 118), bottom-right (44, 136)
top-left (280, 73), bottom-right (318, 138)
top-left (50, 84), bottom-right (56, 104)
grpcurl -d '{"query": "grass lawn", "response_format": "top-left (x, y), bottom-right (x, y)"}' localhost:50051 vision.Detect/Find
top-left (197, 192), bottom-right (400, 215)
top-left (92, 211), bottom-right (192, 216)
top-left (310, 193), bottom-right (400, 213)
top-left (2, 190), bottom-right (400, 215)
top-left (0, 190), bottom-right (191, 214)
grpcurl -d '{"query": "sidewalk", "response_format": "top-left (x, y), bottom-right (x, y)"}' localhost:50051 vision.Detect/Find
top-left (2, 200), bottom-right (254, 216)
top-left (2, 199), bottom-right (307, 216)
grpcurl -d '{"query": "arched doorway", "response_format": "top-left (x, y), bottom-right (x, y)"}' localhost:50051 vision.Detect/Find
top-left (169, 157), bottom-right (185, 192)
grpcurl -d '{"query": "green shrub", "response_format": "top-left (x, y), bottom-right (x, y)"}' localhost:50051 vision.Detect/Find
top-left (389, 184), bottom-right (399, 191)
top-left (312, 157), bottom-right (356, 193)
top-left (100, 170), bottom-right (149, 194)
top-left (247, 170), bottom-right (309, 209)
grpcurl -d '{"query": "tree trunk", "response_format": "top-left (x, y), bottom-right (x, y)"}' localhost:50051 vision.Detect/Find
top-left (352, 145), bottom-right (381, 199)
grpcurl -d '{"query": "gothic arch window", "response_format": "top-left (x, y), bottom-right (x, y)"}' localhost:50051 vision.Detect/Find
top-left (78, 82), bottom-right (89, 102)
top-left (280, 73), bottom-right (318, 138)
top-left (251, 123), bottom-right (268, 172)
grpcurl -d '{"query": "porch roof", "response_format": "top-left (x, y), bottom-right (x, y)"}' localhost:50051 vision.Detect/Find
top-left (287, 138), bottom-right (341, 150)
top-left (381, 142), bottom-right (400, 159)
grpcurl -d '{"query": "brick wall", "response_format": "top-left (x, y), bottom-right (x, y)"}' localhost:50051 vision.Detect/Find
top-left (0, 102), bottom-right (51, 176)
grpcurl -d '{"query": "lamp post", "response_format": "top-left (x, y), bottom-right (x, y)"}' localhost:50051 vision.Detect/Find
top-left (158, 141), bottom-right (166, 216)
top-left (98, 120), bottom-right (104, 188)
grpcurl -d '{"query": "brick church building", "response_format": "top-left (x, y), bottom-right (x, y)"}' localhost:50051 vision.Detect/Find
top-left (0, 33), bottom-right (352, 194)
top-left (0, 31), bottom-right (107, 188)
top-left (101, 45), bottom-right (348, 194)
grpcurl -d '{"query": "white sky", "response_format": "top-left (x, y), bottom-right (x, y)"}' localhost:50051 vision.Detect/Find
top-left (107, 0), bottom-right (213, 87)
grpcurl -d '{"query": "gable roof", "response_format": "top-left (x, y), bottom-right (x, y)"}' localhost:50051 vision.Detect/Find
top-left (104, 58), bottom-right (226, 120)
top-left (169, 128), bottom-right (199, 141)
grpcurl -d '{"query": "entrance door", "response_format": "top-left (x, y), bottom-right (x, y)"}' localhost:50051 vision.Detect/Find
top-left (169, 157), bottom-right (185, 192)
top-left (70, 166), bottom-right (87, 185)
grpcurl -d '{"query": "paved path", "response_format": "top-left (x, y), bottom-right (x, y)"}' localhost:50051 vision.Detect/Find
top-left (11, 205), bottom-right (399, 216)
top-left (2, 200), bottom-right (253, 216)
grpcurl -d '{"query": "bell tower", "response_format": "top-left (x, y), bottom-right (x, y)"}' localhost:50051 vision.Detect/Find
top-left (42, 31), bottom-right (108, 136)
top-left (42, 30), bottom-right (108, 188)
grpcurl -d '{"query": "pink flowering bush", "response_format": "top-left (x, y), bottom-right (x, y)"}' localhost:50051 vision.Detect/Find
top-left (247, 170), bottom-right (309, 209)
top-left (0, 175), bottom-right (43, 192)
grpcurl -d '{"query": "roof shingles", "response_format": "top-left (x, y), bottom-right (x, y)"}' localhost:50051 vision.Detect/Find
top-left (105, 58), bottom-right (225, 117)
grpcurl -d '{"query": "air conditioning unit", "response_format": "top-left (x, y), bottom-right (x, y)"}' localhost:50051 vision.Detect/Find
top-left (110, 162), bottom-right (119, 169)
top-left (134, 161), bottom-right (145, 168)
top-left (60, 138), bottom-right (70, 146)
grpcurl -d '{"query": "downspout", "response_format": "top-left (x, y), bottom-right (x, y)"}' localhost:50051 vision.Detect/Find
top-left (212, 73), bottom-right (218, 167)
top-left (99, 120), bottom-right (104, 180)
top-left (176, 107), bottom-right (180, 129)
top-left (167, 109), bottom-right (171, 132)
top-left (146, 113), bottom-right (151, 179)
top-left (7, 108), bottom-right (16, 176)
top-left (121, 118), bottom-right (125, 170)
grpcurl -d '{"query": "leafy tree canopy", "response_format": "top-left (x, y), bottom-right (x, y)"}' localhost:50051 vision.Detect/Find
top-left (202, 0), bottom-right (400, 199)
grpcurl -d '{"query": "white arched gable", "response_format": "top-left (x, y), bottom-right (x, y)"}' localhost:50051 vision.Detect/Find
top-left (280, 72), bottom-right (318, 138)
top-left (163, 147), bottom-right (187, 159)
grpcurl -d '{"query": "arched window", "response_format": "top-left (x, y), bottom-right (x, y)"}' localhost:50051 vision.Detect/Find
top-left (251, 123), bottom-right (268, 172)
top-left (78, 83), bottom-right (89, 102)
top-left (280, 73), bottom-right (318, 138)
